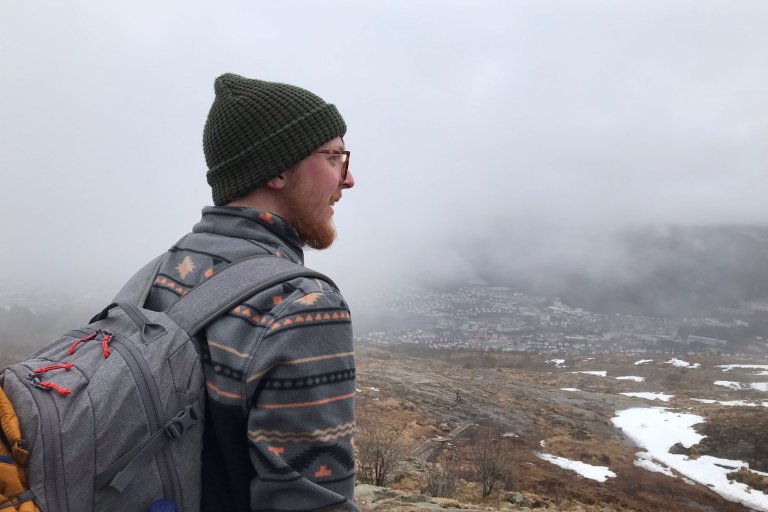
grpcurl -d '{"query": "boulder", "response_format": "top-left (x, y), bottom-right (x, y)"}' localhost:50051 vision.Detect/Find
top-left (668, 443), bottom-right (691, 455)
top-left (508, 493), bottom-right (532, 507)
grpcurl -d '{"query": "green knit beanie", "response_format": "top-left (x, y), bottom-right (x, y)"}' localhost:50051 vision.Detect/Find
top-left (203, 73), bottom-right (347, 206)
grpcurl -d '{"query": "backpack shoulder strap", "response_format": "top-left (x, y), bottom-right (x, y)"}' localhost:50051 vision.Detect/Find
top-left (165, 254), bottom-right (336, 336)
top-left (112, 254), bottom-right (167, 305)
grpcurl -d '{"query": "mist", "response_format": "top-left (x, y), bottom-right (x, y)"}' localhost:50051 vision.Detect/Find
top-left (2, 0), bottom-right (768, 313)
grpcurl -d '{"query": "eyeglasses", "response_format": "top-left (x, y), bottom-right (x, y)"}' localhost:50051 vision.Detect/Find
top-left (315, 150), bottom-right (350, 182)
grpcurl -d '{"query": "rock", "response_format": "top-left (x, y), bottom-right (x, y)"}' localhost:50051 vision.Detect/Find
top-left (668, 442), bottom-right (691, 455)
top-left (354, 484), bottom-right (401, 505)
top-left (398, 494), bottom-right (430, 503)
top-left (508, 493), bottom-right (532, 507)
top-left (571, 426), bottom-right (590, 440)
top-left (355, 484), bottom-right (384, 505)
top-left (550, 414), bottom-right (574, 427)
top-left (373, 489), bottom-right (401, 502)
top-left (724, 440), bottom-right (756, 461)
top-left (431, 498), bottom-right (463, 508)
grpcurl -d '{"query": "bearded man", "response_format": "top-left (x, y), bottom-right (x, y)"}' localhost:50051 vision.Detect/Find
top-left (141, 73), bottom-right (358, 512)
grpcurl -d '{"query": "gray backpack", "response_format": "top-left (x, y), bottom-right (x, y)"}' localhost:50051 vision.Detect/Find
top-left (0, 254), bottom-right (333, 512)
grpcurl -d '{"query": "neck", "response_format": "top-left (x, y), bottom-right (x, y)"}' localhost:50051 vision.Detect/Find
top-left (227, 188), bottom-right (289, 219)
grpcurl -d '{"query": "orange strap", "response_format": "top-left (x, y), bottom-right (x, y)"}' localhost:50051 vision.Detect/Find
top-left (0, 387), bottom-right (39, 512)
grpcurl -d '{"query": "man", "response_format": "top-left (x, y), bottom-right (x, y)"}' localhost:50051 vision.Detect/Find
top-left (143, 73), bottom-right (358, 512)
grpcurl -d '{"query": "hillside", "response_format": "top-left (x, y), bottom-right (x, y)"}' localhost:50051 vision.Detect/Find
top-left (353, 345), bottom-right (768, 511)
top-left (453, 225), bottom-right (768, 318)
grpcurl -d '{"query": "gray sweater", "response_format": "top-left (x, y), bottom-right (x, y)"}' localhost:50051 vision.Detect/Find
top-left (144, 206), bottom-right (358, 512)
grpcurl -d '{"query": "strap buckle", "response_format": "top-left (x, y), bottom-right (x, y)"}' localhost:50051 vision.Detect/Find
top-left (0, 490), bottom-right (35, 509)
top-left (165, 402), bottom-right (202, 440)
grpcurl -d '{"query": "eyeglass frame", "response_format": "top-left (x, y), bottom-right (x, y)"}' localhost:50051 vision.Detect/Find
top-left (314, 149), bottom-right (350, 182)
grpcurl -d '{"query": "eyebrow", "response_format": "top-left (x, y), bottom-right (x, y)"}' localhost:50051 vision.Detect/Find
top-left (320, 139), bottom-right (345, 152)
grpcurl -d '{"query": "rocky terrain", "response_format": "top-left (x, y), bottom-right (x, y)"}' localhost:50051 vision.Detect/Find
top-left (353, 345), bottom-right (768, 511)
top-left (3, 323), bottom-right (766, 510)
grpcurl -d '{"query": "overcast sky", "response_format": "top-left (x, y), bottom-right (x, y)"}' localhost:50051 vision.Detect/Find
top-left (2, 0), bottom-right (768, 307)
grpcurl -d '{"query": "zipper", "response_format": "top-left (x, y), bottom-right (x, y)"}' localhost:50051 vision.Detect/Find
top-left (110, 335), bottom-right (181, 506)
top-left (11, 366), bottom-right (68, 512)
top-left (67, 331), bottom-right (99, 355)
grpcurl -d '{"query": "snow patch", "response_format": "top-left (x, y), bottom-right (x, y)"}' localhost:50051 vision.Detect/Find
top-left (691, 398), bottom-right (760, 407)
top-left (616, 376), bottom-right (645, 382)
top-left (666, 358), bottom-right (700, 368)
top-left (714, 381), bottom-right (768, 392)
top-left (571, 370), bottom-right (607, 377)
top-left (634, 452), bottom-right (674, 476)
top-left (621, 392), bottom-right (673, 402)
top-left (634, 359), bottom-right (654, 365)
top-left (536, 452), bottom-right (616, 482)
top-left (612, 407), bottom-right (768, 511)
top-left (547, 359), bottom-right (566, 368)
top-left (717, 364), bottom-right (768, 372)
top-left (560, 388), bottom-right (582, 392)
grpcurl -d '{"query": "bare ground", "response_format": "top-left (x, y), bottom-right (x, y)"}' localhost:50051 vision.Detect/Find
top-left (354, 345), bottom-right (768, 511)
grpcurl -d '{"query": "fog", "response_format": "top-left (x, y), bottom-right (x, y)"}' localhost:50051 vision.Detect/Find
top-left (2, 0), bottom-right (768, 311)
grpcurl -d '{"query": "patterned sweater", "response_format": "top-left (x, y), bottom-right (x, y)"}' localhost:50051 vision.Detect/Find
top-left (143, 206), bottom-right (358, 512)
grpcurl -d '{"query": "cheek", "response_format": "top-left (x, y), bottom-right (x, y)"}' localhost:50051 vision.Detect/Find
top-left (316, 183), bottom-right (337, 204)
top-left (290, 172), bottom-right (338, 210)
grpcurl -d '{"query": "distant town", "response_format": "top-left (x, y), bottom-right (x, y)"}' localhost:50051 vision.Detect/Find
top-left (3, 281), bottom-right (768, 363)
top-left (358, 282), bottom-right (768, 358)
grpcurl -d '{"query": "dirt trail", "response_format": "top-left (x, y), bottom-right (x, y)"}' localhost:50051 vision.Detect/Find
top-left (410, 420), bottom-right (473, 460)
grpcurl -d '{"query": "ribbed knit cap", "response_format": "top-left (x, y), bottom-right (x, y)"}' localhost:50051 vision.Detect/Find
top-left (203, 73), bottom-right (347, 206)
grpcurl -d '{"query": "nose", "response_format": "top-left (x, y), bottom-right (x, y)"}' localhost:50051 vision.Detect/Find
top-left (341, 169), bottom-right (355, 189)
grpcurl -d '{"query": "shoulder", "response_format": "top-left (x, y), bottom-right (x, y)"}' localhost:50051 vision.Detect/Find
top-left (202, 270), bottom-right (351, 338)
top-left (275, 274), bottom-right (348, 312)
top-left (240, 274), bottom-right (354, 393)
top-left (255, 274), bottom-right (351, 331)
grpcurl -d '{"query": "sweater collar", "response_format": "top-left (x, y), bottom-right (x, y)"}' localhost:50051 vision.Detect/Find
top-left (192, 206), bottom-right (304, 264)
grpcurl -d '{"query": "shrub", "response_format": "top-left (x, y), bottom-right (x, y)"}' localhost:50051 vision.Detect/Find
top-left (422, 462), bottom-right (459, 498)
top-left (356, 419), bottom-right (404, 486)
top-left (471, 427), bottom-right (514, 498)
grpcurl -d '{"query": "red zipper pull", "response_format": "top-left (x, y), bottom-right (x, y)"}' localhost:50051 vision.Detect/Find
top-left (68, 332), bottom-right (98, 355)
top-left (33, 363), bottom-right (74, 374)
top-left (37, 381), bottom-right (72, 397)
top-left (101, 332), bottom-right (113, 359)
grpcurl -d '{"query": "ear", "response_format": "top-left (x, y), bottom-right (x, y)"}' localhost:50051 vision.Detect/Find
top-left (265, 173), bottom-right (287, 190)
